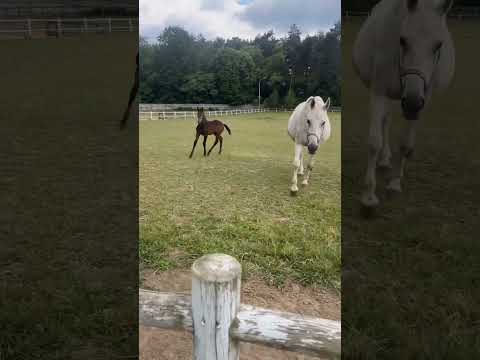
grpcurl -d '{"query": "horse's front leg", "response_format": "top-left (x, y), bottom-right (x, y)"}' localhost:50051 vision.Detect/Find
top-left (290, 143), bottom-right (303, 195)
top-left (361, 94), bottom-right (389, 209)
top-left (386, 119), bottom-right (418, 193)
top-left (202, 135), bottom-right (207, 156)
top-left (189, 133), bottom-right (200, 158)
top-left (302, 152), bottom-right (315, 186)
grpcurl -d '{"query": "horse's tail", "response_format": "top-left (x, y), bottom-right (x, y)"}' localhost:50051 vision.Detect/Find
top-left (223, 123), bottom-right (232, 135)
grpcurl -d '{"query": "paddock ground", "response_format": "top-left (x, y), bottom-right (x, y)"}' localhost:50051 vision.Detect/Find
top-left (342, 18), bottom-right (480, 357)
top-left (140, 112), bottom-right (341, 290)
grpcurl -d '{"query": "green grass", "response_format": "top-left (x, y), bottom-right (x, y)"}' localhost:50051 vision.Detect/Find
top-left (342, 18), bottom-right (480, 358)
top-left (140, 112), bottom-right (341, 289)
top-left (0, 33), bottom-right (138, 359)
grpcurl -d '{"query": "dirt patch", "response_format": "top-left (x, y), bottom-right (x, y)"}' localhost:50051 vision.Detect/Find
top-left (140, 268), bottom-right (340, 360)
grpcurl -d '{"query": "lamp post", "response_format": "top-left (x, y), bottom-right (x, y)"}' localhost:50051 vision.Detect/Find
top-left (258, 78), bottom-right (264, 108)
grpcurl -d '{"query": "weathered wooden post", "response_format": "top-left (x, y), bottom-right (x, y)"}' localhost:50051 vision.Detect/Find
top-left (191, 254), bottom-right (241, 360)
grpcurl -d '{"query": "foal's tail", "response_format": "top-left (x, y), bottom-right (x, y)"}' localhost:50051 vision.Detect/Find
top-left (223, 123), bottom-right (232, 135)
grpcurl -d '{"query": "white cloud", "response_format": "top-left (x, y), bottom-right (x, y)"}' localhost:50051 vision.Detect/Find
top-left (140, 0), bottom-right (340, 41)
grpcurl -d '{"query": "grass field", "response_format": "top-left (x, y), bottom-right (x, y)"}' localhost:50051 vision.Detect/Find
top-left (140, 112), bottom-right (341, 289)
top-left (342, 18), bottom-right (480, 357)
top-left (1, 34), bottom-right (138, 358)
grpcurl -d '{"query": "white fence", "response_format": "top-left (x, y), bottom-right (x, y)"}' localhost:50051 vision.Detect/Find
top-left (139, 107), bottom-right (341, 121)
top-left (0, 17), bottom-right (138, 39)
top-left (139, 254), bottom-right (341, 359)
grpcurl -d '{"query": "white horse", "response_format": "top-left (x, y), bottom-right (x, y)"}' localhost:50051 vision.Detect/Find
top-left (288, 96), bottom-right (332, 195)
top-left (353, 0), bottom-right (455, 210)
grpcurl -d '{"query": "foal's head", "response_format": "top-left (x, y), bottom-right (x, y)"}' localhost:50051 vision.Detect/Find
top-left (196, 107), bottom-right (207, 124)
top-left (304, 96), bottom-right (330, 155)
top-left (399, 0), bottom-right (453, 119)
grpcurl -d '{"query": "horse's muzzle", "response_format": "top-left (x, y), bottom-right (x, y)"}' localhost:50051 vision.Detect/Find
top-left (401, 95), bottom-right (424, 120)
top-left (307, 144), bottom-right (318, 154)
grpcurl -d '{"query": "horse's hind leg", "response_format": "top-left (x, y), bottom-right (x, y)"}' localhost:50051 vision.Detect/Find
top-left (203, 135), bottom-right (207, 156)
top-left (361, 94), bottom-right (389, 209)
top-left (386, 119), bottom-right (419, 193)
top-left (218, 135), bottom-right (223, 154)
top-left (189, 133), bottom-right (200, 158)
top-left (298, 151), bottom-right (304, 176)
top-left (378, 111), bottom-right (392, 169)
top-left (302, 153), bottom-right (315, 186)
top-left (207, 136), bottom-right (219, 156)
top-left (290, 144), bottom-right (303, 195)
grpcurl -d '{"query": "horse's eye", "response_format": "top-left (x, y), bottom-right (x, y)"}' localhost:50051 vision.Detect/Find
top-left (321, 121), bottom-right (326, 127)
top-left (307, 119), bottom-right (311, 126)
top-left (400, 36), bottom-right (408, 49)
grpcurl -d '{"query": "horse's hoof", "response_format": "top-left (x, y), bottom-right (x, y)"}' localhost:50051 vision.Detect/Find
top-left (360, 192), bottom-right (378, 206)
top-left (290, 189), bottom-right (298, 196)
top-left (298, 172), bottom-right (304, 176)
top-left (386, 178), bottom-right (402, 193)
top-left (301, 180), bottom-right (308, 187)
top-left (360, 203), bottom-right (377, 218)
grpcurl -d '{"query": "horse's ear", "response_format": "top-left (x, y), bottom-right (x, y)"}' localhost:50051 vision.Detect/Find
top-left (407, 0), bottom-right (418, 12)
top-left (323, 97), bottom-right (331, 111)
top-left (309, 97), bottom-right (315, 109)
top-left (437, 0), bottom-right (453, 14)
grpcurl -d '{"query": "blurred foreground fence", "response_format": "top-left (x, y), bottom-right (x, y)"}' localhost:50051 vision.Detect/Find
top-left (140, 253), bottom-right (341, 359)
top-left (343, 7), bottom-right (480, 19)
top-left (139, 107), bottom-right (341, 121)
top-left (0, 17), bottom-right (138, 39)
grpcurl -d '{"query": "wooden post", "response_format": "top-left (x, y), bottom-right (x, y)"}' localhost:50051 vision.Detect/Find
top-left (84, 18), bottom-right (88, 33)
top-left (192, 254), bottom-right (241, 360)
top-left (26, 19), bottom-right (32, 39)
top-left (108, 18), bottom-right (112, 33)
top-left (129, 18), bottom-right (133, 32)
top-left (57, 18), bottom-right (62, 37)
top-left (150, 111), bottom-right (153, 120)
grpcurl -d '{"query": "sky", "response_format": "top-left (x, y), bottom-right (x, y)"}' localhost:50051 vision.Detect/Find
top-left (140, 0), bottom-right (340, 42)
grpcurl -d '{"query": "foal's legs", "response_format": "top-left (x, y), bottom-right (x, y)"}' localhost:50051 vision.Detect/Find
top-left (291, 143), bottom-right (303, 195)
top-left (218, 135), bottom-right (223, 154)
top-left (361, 94), bottom-right (389, 208)
top-left (202, 135), bottom-right (207, 156)
top-left (189, 132), bottom-right (200, 158)
top-left (302, 153), bottom-right (315, 186)
top-left (207, 135), bottom-right (219, 156)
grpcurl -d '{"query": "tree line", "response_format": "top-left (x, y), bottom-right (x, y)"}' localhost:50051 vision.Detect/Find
top-left (139, 22), bottom-right (340, 107)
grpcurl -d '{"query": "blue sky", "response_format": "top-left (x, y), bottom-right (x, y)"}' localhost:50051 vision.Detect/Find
top-left (140, 0), bottom-right (340, 41)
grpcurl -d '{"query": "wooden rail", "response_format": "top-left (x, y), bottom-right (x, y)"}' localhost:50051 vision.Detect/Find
top-left (0, 17), bottom-right (138, 39)
top-left (139, 254), bottom-right (341, 359)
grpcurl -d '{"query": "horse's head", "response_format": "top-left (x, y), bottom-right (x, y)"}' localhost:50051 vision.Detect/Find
top-left (399, 0), bottom-right (453, 120)
top-left (196, 107), bottom-right (206, 123)
top-left (304, 96), bottom-right (330, 155)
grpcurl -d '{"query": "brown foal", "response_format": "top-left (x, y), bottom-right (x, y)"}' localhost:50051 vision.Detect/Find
top-left (189, 107), bottom-right (231, 158)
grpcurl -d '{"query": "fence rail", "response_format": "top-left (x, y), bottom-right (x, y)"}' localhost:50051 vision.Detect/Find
top-left (139, 254), bottom-right (341, 359)
top-left (139, 107), bottom-right (341, 121)
top-left (0, 17), bottom-right (138, 38)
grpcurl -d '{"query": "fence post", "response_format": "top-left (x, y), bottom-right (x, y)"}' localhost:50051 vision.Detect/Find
top-left (26, 19), bottom-right (32, 39)
top-left (108, 18), bottom-right (112, 33)
top-left (129, 18), bottom-right (133, 32)
top-left (57, 17), bottom-right (62, 37)
top-left (150, 111), bottom-right (153, 120)
top-left (83, 18), bottom-right (88, 32)
top-left (192, 254), bottom-right (241, 360)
